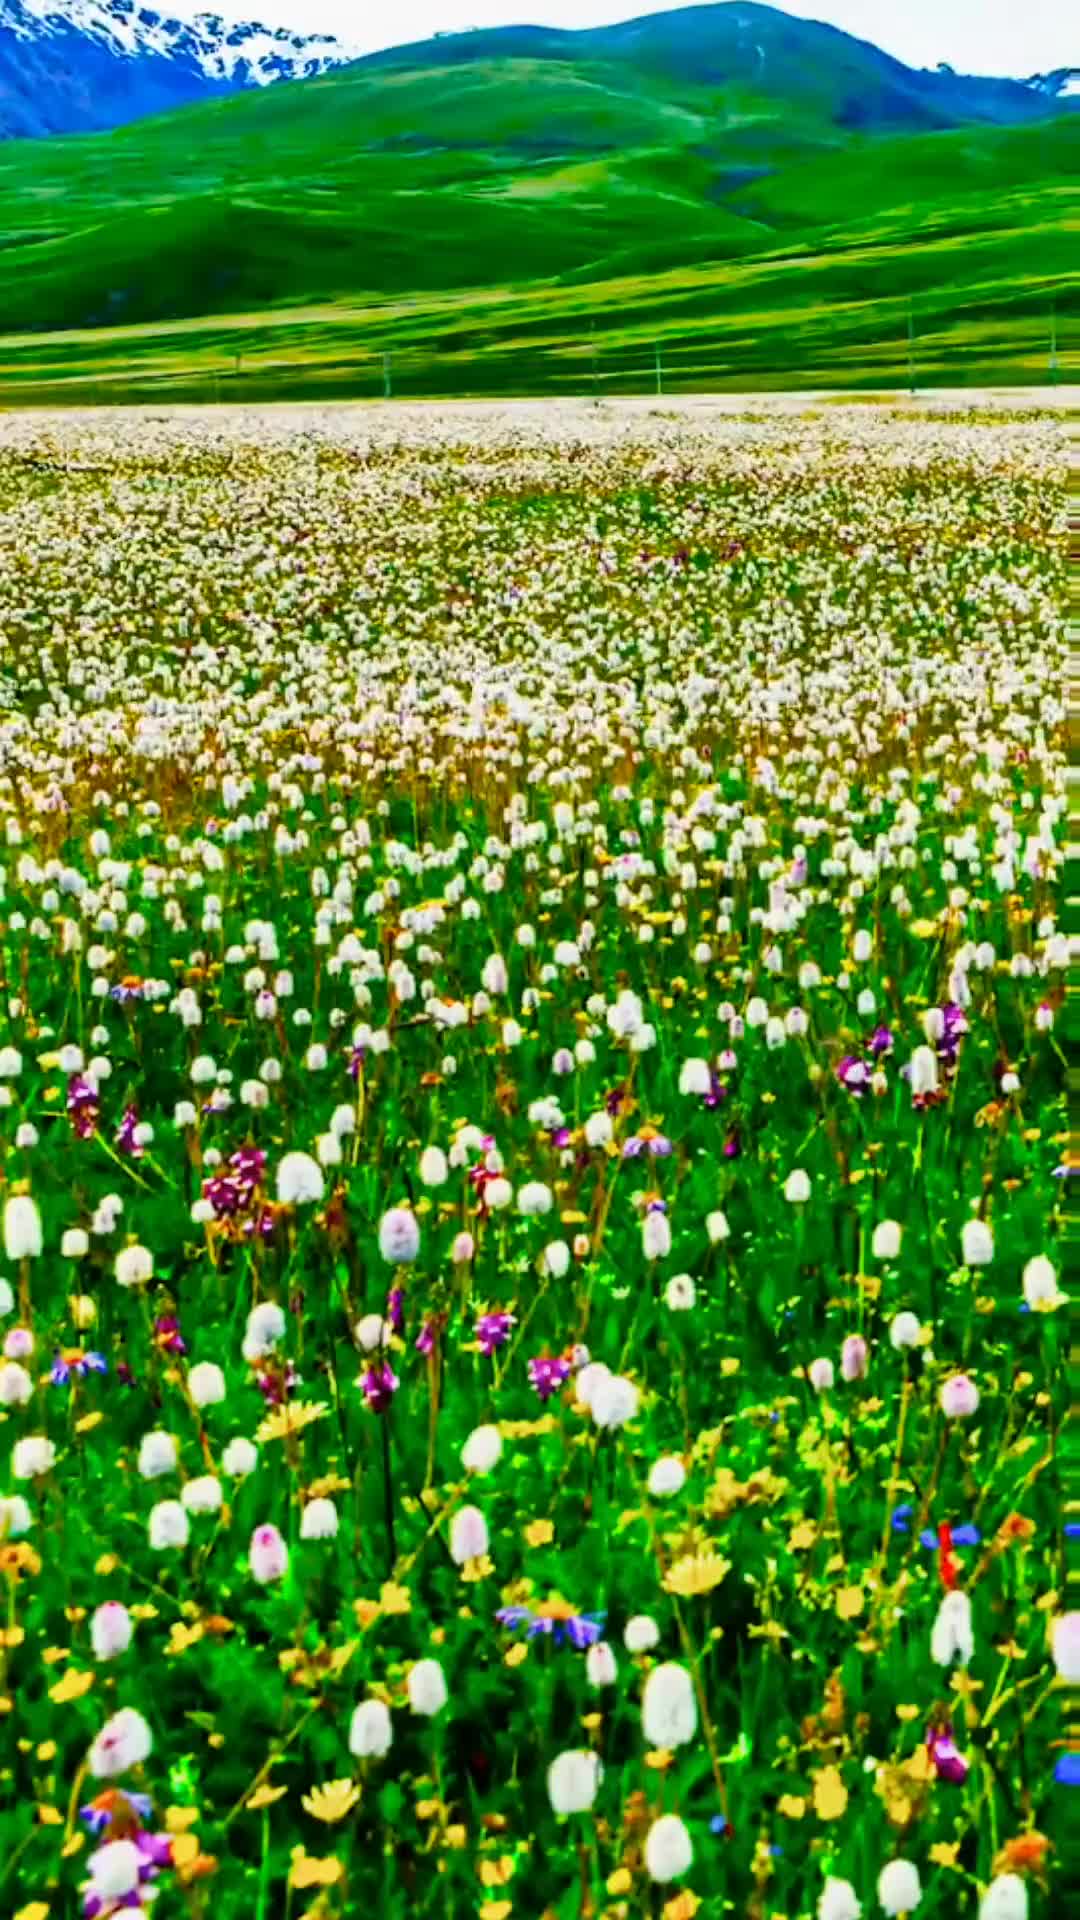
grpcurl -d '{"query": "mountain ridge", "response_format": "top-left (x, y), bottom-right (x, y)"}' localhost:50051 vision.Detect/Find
top-left (0, 1), bottom-right (1073, 140)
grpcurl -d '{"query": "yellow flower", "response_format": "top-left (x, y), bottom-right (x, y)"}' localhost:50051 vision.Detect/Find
top-left (247, 1784), bottom-right (288, 1811)
top-left (379, 1582), bottom-right (411, 1616)
top-left (460, 1554), bottom-right (494, 1583)
top-left (302, 1779), bottom-right (361, 1825)
top-left (664, 1893), bottom-right (701, 1920)
top-left (15, 1905), bottom-right (50, 1920)
top-left (776, 1795), bottom-right (806, 1819)
top-left (835, 1586), bottom-right (864, 1621)
top-left (523, 1519), bottom-right (554, 1547)
top-left (812, 1767), bottom-right (848, 1821)
top-left (663, 1551), bottom-right (731, 1597)
top-left (608, 1869), bottom-right (632, 1895)
top-left (165, 1807), bottom-right (200, 1833)
top-left (478, 1856), bottom-right (515, 1887)
top-left (504, 1642), bottom-right (528, 1669)
top-left (289, 1850), bottom-right (344, 1890)
top-left (479, 1904), bottom-right (512, 1920)
top-left (48, 1669), bottom-right (94, 1705)
top-left (257, 1401), bottom-right (329, 1444)
top-left (929, 1842), bottom-right (961, 1869)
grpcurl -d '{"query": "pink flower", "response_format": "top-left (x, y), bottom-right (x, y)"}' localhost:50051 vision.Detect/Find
top-left (249, 1523), bottom-right (289, 1584)
top-left (841, 1335), bottom-right (868, 1381)
top-left (940, 1374), bottom-right (979, 1418)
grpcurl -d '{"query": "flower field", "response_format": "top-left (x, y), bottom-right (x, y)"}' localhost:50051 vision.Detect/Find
top-left (0, 400), bottom-right (1068, 1920)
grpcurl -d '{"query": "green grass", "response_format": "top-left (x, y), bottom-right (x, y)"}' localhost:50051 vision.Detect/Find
top-left (0, 51), bottom-right (1074, 399)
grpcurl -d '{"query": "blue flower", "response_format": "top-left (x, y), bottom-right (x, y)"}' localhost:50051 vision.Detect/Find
top-left (920, 1524), bottom-right (980, 1549)
top-left (495, 1602), bottom-right (605, 1648)
top-left (891, 1504), bottom-right (913, 1533)
top-left (1054, 1752), bottom-right (1080, 1786)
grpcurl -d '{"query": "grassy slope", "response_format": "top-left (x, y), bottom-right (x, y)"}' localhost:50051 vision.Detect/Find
top-left (0, 41), bottom-right (1075, 399)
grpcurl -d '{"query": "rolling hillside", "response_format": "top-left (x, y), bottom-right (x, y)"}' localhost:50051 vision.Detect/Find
top-left (0, 3), bottom-right (1074, 398)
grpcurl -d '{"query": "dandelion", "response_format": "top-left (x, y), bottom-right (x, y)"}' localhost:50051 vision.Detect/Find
top-left (91, 1602), bottom-right (134, 1660)
top-left (300, 1497), bottom-right (339, 1539)
top-left (349, 1698), bottom-right (392, 1758)
top-left (642, 1663), bottom-right (697, 1747)
top-left (547, 1749), bottom-right (603, 1813)
top-left (275, 1152), bottom-right (325, 1206)
top-left (378, 1207), bottom-right (420, 1263)
top-left (645, 1813), bottom-right (693, 1883)
top-left (784, 1168), bottom-right (811, 1204)
top-left (931, 1590), bottom-right (974, 1666)
top-left (819, 1881), bottom-right (861, 1920)
top-left (450, 1505), bottom-right (489, 1566)
top-left (88, 1707), bottom-right (153, 1778)
top-left (940, 1374), bottom-right (979, 1418)
top-left (961, 1218), bottom-right (994, 1266)
top-left (978, 1877), bottom-right (1028, 1920)
top-left (872, 1220), bottom-right (902, 1260)
top-left (12, 1435), bottom-right (56, 1479)
top-left (188, 1362), bottom-right (226, 1408)
top-left (149, 1500), bottom-right (189, 1550)
top-left (648, 1456), bottom-right (686, 1497)
top-left (1052, 1612), bottom-right (1080, 1683)
top-left (3, 1195), bottom-right (42, 1260)
top-left (665, 1273), bottom-right (696, 1310)
top-left (877, 1861), bottom-right (922, 1915)
top-left (407, 1658), bottom-right (448, 1715)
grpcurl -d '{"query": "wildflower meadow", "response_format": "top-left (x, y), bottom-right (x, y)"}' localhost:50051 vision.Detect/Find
top-left (0, 400), bottom-right (1068, 1920)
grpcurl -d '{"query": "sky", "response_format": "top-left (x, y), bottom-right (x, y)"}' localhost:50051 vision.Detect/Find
top-left (172, 2), bottom-right (1075, 79)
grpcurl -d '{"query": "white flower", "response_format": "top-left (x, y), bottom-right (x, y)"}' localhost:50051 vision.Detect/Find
top-left (0, 1494), bottom-right (32, 1534)
top-left (181, 1475), bottom-right (223, 1514)
top-left (300, 1497), bottom-right (339, 1539)
top-left (481, 954), bottom-right (509, 995)
top-left (484, 1175), bottom-right (513, 1210)
top-left (461, 1424), bottom-right (502, 1474)
top-left (878, 1860), bottom-right (922, 1915)
top-left (809, 1358), bottom-right (834, 1392)
top-left (222, 1436), bottom-right (258, 1478)
top-left (642, 1210), bottom-right (671, 1261)
top-left (818, 1879), bottom-right (861, 1920)
top-left (188, 1361), bottom-right (226, 1408)
top-left (784, 1168), bottom-right (811, 1204)
top-left (378, 1207), bottom-right (420, 1264)
top-left (648, 1456), bottom-right (686, 1497)
top-left (645, 1813), bottom-right (693, 1883)
top-left (591, 1374), bottom-right (639, 1429)
top-left (149, 1500), bottom-right (190, 1550)
top-left (12, 1435), bottom-right (55, 1478)
top-left (0, 1361), bottom-right (32, 1406)
top-left (4, 1195), bottom-right (42, 1260)
top-left (419, 1146), bottom-right (448, 1187)
top-left (1051, 1611), bottom-right (1080, 1683)
top-left (1022, 1255), bottom-right (1060, 1310)
top-left (584, 1110), bottom-right (613, 1148)
top-left (62, 1228), bottom-right (90, 1260)
top-left (355, 1313), bottom-right (390, 1352)
top-left (88, 1706), bottom-right (153, 1779)
top-left (349, 1698), bottom-right (392, 1757)
top-left (0, 1278), bottom-right (11, 1316)
top-left (908, 1045), bottom-right (939, 1097)
top-left (961, 1218), bottom-right (994, 1266)
top-left (547, 1748), bottom-right (603, 1814)
top-left (664, 1274), bottom-right (695, 1311)
top-left (244, 1301), bottom-right (286, 1356)
top-left (518, 1180), bottom-right (554, 1217)
top-left (87, 1838), bottom-right (142, 1900)
top-left (138, 1430), bottom-right (178, 1478)
top-left (115, 1244), bottom-right (153, 1287)
top-left (275, 1151), bottom-right (325, 1206)
top-left (586, 1640), bottom-right (617, 1686)
top-left (249, 1523), bottom-right (289, 1583)
top-left (642, 1662), bottom-right (697, 1748)
top-left (678, 1057), bottom-right (711, 1096)
top-left (978, 1876), bottom-right (1028, 1920)
top-left (889, 1311), bottom-right (922, 1351)
top-left (91, 1602), bottom-right (134, 1660)
top-left (931, 1590), bottom-right (974, 1667)
top-left (872, 1220), bottom-right (902, 1261)
top-left (706, 1209), bottom-right (730, 1244)
top-left (541, 1239), bottom-right (571, 1278)
top-left (407, 1657), bottom-right (448, 1716)
top-left (450, 1505), bottom-right (489, 1565)
top-left (624, 1613), bottom-right (660, 1653)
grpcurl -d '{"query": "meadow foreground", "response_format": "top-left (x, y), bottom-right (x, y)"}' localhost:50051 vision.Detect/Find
top-left (0, 401), bottom-right (1068, 1920)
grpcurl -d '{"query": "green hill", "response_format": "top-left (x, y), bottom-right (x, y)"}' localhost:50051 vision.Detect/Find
top-left (0, 6), bottom-right (1075, 399)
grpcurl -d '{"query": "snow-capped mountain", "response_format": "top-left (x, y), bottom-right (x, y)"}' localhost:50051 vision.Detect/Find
top-left (0, 0), bottom-right (357, 138)
top-left (1022, 67), bottom-right (1080, 101)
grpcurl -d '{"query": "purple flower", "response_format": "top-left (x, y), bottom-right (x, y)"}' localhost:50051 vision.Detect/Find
top-left (476, 1310), bottom-right (515, 1355)
top-left (703, 1070), bottom-right (727, 1110)
top-left (926, 1724), bottom-right (969, 1784)
top-left (496, 1602), bottom-right (605, 1647)
top-left (528, 1354), bottom-right (571, 1401)
top-left (836, 1056), bottom-right (870, 1095)
top-left (67, 1074), bottom-right (100, 1138)
top-left (51, 1349), bottom-right (108, 1386)
top-left (415, 1321), bottom-right (435, 1356)
top-left (115, 1104), bottom-right (143, 1158)
top-left (722, 1131), bottom-right (741, 1160)
top-left (869, 1025), bottom-right (894, 1056)
top-left (348, 1044), bottom-right (366, 1080)
top-left (153, 1315), bottom-right (186, 1356)
top-left (386, 1286), bottom-right (405, 1334)
top-left (361, 1360), bottom-right (399, 1412)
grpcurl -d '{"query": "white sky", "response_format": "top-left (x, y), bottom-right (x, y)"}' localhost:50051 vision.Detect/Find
top-left (174, 2), bottom-right (1075, 78)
